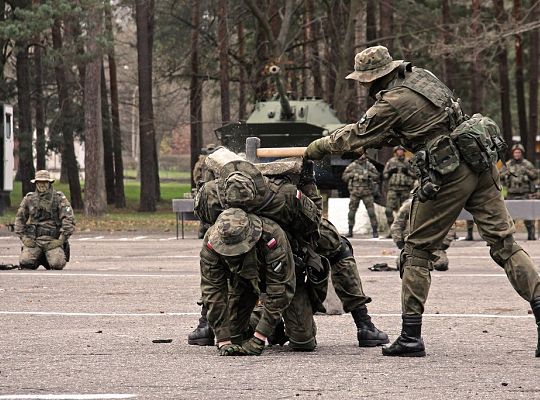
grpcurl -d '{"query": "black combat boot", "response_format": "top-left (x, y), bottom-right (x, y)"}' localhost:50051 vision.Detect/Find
top-left (187, 304), bottom-right (215, 346)
top-left (465, 227), bottom-right (474, 241)
top-left (372, 225), bottom-right (378, 238)
top-left (351, 305), bottom-right (389, 347)
top-left (526, 224), bottom-right (536, 241)
top-left (382, 314), bottom-right (426, 357)
top-left (531, 298), bottom-right (540, 357)
top-left (346, 225), bottom-right (353, 238)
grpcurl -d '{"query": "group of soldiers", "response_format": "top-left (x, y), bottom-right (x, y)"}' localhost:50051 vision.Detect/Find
top-left (343, 146), bottom-right (415, 238)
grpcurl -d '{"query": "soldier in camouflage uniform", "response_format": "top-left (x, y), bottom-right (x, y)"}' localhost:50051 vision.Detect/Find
top-left (304, 46), bottom-right (540, 357)
top-left (192, 144), bottom-right (218, 239)
top-left (14, 170), bottom-right (75, 270)
top-left (342, 155), bottom-right (380, 238)
top-left (383, 146), bottom-right (415, 228)
top-left (501, 144), bottom-right (538, 240)
top-left (201, 208), bottom-right (317, 355)
top-left (391, 198), bottom-right (454, 271)
top-left (189, 159), bottom-right (388, 348)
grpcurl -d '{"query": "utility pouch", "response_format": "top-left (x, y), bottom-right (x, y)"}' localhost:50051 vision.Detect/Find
top-left (24, 224), bottom-right (37, 238)
top-left (451, 113), bottom-right (506, 173)
top-left (426, 135), bottom-right (460, 176)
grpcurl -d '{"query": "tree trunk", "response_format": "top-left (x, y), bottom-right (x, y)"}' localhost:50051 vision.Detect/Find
top-left (528, 1), bottom-right (539, 163)
top-left (190, 0), bottom-right (202, 188)
top-left (494, 0), bottom-right (513, 152)
top-left (136, 0), bottom-right (158, 211)
top-left (101, 63), bottom-right (115, 205)
top-left (218, 0), bottom-right (230, 124)
top-left (16, 44), bottom-right (35, 196)
top-left (366, 0), bottom-right (377, 45)
top-left (84, 6), bottom-right (106, 217)
top-left (238, 19), bottom-right (247, 120)
top-left (379, 0), bottom-right (393, 52)
top-left (441, 0), bottom-right (455, 90)
top-left (306, 0), bottom-right (322, 98)
top-left (105, 0), bottom-right (126, 208)
top-left (470, 0), bottom-right (484, 114)
top-left (34, 41), bottom-right (46, 170)
top-left (514, 0), bottom-right (528, 152)
top-left (52, 18), bottom-right (84, 209)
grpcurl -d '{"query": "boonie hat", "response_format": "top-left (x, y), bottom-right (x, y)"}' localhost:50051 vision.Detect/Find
top-left (345, 46), bottom-right (403, 83)
top-left (207, 208), bottom-right (263, 256)
top-left (31, 170), bottom-right (55, 183)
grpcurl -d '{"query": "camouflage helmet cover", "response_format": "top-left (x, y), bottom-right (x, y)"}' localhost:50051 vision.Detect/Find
top-left (511, 143), bottom-right (525, 153)
top-left (218, 160), bottom-right (267, 208)
top-left (208, 208), bottom-right (263, 256)
top-left (31, 170), bottom-right (55, 183)
top-left (345, 46), bottom-right (403, 83)
top-left (223, 172), bottom-right (257, 206)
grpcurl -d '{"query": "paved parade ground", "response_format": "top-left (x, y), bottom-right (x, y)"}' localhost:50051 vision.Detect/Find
top-left (1, 231), bottom-right (539, 399)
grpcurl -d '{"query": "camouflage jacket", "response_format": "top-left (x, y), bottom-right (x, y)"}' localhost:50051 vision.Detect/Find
top-left (391, 198), bottom-right (453, 247)
top-left (316, 67), bottom-right (457, 155)
top-left (383, 156), bottom-right (415, 190)
top-left (200, 217), bottom-right (295, 341)
top-left (501, 159), bottom-right (538, 195)
top-left (342, 159), bottom-right (379, 193)
top-left (14, 188), bottom-right (75, 239)
top-left (194, 177), bottom-right (321, 242)
top-left (192, 154), bottom-right (208, 187)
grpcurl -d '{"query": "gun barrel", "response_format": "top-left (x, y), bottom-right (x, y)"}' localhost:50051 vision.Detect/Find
top-left (269, 65), bottom-right (294, 120)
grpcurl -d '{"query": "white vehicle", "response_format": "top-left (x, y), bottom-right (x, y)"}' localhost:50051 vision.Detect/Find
top-left (0, 103), bottom-right (14, 214)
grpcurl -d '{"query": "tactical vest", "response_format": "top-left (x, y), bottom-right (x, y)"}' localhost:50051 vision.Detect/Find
top-left (27, 191), bottom-right (61, 226)
top-left (348, 164), bottom-right (373, 191)
top-left (506, 160), bottom-right (534, 194)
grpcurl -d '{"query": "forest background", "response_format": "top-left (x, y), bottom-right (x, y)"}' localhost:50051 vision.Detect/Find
top-left (0, 0), bottom-right (538, 215)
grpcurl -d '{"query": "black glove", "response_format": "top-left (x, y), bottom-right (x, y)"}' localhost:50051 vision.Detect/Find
top-left (218, 343), bottom-right (246, 356)
top-left (396, 240), bottom-right (405, 250)
top-left (241, 336), bottom-right (265, 356)
top-left (299, 158), bottom-right (315, 185)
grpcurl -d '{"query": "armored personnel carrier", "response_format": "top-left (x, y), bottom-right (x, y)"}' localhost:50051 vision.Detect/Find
top-left (216, 65), bottom-right (349, 191)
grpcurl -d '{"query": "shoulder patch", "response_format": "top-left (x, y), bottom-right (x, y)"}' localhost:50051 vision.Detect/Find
top-left (266, 238), bottom-right (277, 249)
top-left (206, 242), bottom-right (214, 250)
top-left (295, 190), bottom-right (302, 200)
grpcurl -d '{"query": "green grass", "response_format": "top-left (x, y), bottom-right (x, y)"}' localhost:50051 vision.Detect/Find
top-left (0, 180), bottom-right (194, 232)
top-left (123, 169), bottom-right (191, 181)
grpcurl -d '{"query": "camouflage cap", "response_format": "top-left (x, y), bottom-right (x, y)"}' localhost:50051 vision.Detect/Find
top-left (511, 143), bottom-right (525, 153)
top-left (31, 170), bottom-right (55, 183)
top-left (208, 208), bottom-right (263, 256)
top-left (224, 172), bottom-right (257, 206)
top-left (345, 46), bottom-right (403, 83)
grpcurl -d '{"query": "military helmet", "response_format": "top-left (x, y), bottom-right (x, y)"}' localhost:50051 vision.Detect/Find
top-left (31, 170), bottom-right (55, 183)
top-left (218, 160), bottom-right (266, 207)
top-left (207, 208), bottom-right (263, 256)
top-left (511, 143), bottom-right (525, 153)
top-left (223, 172), bottom-right (257, 206)
top-left (345, 46), bottom-right (403, 83)
top-left (393, 145), bottom-right (405, 153)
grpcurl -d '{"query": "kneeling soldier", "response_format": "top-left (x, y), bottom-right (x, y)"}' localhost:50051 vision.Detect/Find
top-left (201, 208), bottom-right (317, 356)
top-left (14, 170), bottom-right (75, 270)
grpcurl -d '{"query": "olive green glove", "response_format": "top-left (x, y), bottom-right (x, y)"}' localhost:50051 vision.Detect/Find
top-left (241, 336), bottom-right (265, 356)
top-left (304, 138), bottom-right (329, 160)
top-left (21, 236), bottom-right (36, 248)
top-left (43, 239), bottom-right (64, 252)
top-left (218, 343), bottom-right (246, 356)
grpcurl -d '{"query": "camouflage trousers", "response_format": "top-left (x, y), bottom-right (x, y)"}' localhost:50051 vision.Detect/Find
top-left (403, 163), bottom-right (540, 314)
top-left (507, 193), bottom-right (535, 231)
top-left (228, 277), bottom-right (316, 349)
top-left (20, 244), bottom-right (66, 270)
top-left (348, 191), bottom-right (378, 229)
top-left (385, 189), bottom-right (411, 226)
top-left (318, 219), bottom-right (372, 312)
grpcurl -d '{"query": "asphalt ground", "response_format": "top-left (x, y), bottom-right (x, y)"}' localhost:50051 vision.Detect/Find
top-left (0, 231), bottom-right (539, 400)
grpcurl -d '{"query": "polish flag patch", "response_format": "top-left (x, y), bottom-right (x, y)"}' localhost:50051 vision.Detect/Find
top-left (296, 190), bottom-right (302, 200)
top-left (206, 242), bottom-right (214, 250)
top-left (267, 238), bottom-right (277, 249)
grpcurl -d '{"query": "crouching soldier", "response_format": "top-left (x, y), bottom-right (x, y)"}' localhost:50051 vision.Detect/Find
top-left (14, 170), bottom-right (75, 270)
top-left (201, 208), bottom-right (317, 356)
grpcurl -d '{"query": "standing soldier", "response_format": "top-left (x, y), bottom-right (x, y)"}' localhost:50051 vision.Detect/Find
top-left (383, 145), bottom-right (415, 228)
top-left (14, 170), bottom-right (75, 270)
top-left (304, 46), bottom-right (540, 357)
top-left (342, 155), bottom-right (380, 238)
top-left (501, 144), bottom-right (538, 240)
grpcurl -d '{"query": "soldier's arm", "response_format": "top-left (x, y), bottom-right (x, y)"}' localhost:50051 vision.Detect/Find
top-left (57, 192), bottom-right (75, 239)
top-left (525, 162), bottom-right (538, 180)
top-left (369, 162), bottom-right (380, 181)
top-left (383, 160), bottom-right (392, 180)
top-left (14, 197), bottom-right (30, 238)
top-left (200, 240), bottom-right (231, 342)
top-left (256, 221), bottom-right (296, 339)
top-left (342, 163), bottom-right (354, 182)
top-left (285, 186), bottom-right (321, 240)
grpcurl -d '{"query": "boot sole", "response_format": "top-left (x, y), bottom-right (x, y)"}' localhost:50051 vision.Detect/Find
top-left (187, 338), bottom-right (215, 346)
top-left (382, 349), bottom-right (426, 357)
top-left (358, 338), bottom-right (390, 347)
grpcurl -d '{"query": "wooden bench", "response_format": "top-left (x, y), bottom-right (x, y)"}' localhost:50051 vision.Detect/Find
top-left (172, 199), bottom-right (195, 239)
